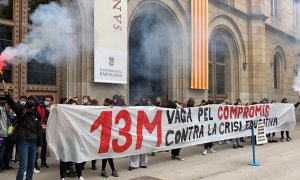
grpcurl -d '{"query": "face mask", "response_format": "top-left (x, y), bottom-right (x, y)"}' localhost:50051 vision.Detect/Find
top-left (83, 99), bottom-right (88, 104)
top-left (26, 101), bottom-right (34, 109)
top-left (20, 101), bottom-right (26, 106)
top-left (44, 101), bottom-right (49, 107)
top-left (10, 113), bottom-right (17, 120)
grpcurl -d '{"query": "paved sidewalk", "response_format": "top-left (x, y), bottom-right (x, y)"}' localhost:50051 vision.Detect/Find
top-left (1, 125), bottom-right (300, 180)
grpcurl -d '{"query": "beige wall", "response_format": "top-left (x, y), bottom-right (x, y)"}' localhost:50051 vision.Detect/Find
top-left (59, 0), bottom-right (300, 108)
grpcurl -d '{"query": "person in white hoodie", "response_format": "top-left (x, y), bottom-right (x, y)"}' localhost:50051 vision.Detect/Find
top-left (0, 105), bottom-right (8, 172)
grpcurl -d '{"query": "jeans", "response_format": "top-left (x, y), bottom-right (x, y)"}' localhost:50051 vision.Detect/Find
top-left (16, 142), bottom-right (37, 180)
top-left (0, 137), bottom-right (6, 170)
top-left (233, 138), bottom-right (241, 146)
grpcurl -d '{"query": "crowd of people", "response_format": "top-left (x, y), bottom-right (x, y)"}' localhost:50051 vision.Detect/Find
top-left (0, 82), bottom-right (298, 180)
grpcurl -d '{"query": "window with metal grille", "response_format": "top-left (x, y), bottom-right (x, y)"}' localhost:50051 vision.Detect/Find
top-left (0, 25), bottom-right (12, 83)
top-left (0, 0), bottom-right (13, 20)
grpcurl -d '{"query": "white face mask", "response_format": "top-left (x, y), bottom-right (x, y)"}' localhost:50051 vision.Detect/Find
top-left (83, 99), bottom-right (88, 104)
top-left (20, 100), bottom-right (26, 106)
top-left (44, 101), bottom-right (49, 107)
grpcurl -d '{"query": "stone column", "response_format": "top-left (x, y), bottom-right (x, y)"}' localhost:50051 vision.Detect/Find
top-left (248, 0), bottom-right (268, 102)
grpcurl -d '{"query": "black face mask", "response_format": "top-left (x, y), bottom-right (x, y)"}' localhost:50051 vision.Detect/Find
top-left (26, 101), bottom-right (34, 109)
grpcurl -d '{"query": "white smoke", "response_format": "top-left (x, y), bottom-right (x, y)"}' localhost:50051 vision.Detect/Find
top-left (293, 55), bottom-right (300, 92)
top-left (1, 2), bottom-right (73, 65)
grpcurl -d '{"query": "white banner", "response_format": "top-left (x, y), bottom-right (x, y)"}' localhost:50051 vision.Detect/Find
top-left (47, 104), bottom-right (296, 163)
top-left (94, 0), bottom-right (127, 84)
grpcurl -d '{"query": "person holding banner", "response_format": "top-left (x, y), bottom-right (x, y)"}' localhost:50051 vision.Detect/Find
top-left (268, 100), bottom-right (278, 143)
top-left (59, 98), bottom-right (85, 180)
top-left (187, 97), bottom-right (195, 107)
top-left (100, 98), bottom-right (119, 177)
top-left (113, 95), bottom-right (124, 106)
top-left (129, 101), bottom-right (150, 170)
top-left (280, 98), bottom-right (300, 142)
top-left (231, 101), bottom-right (244, 149)
top-left (119, 95), bottom-right (126, 106)
top-left (73, 97), bottom-right (79, 105)
top-left (90, 99), bottom-right (98, 171)
top-left (82, 96), bottom-right (91, 105)
top-left (81, 95), bottom-right (97, 171)
top-left (218, 99), bottom-right (231, 145)
top-left (154, 97), bottom-right (163, 107)
top-left (170, 101), bottom-right (184, 161)
top-left (201, 100), bottom-right (217, 155)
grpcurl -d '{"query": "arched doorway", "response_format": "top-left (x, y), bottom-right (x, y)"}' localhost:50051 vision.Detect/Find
top-left (271, 46), bottom-right (286, 90)
top-left (208, 28), bottom-right (239, 101)
top-left (129, 14), bottom-right (170, 104)
top-left (128, 2), bottom-right (183, 105)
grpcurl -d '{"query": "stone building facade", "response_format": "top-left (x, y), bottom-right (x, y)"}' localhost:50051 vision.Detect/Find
top-left (1, 0), bottom-right (300, 111)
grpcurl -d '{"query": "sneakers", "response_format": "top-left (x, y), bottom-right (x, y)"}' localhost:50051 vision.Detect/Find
top-left (101, 170), bottom-right (119, 177)
top-left (66, 170), bottom-right (77, 178)
top-left (41, 162), bottom-right (49, 168)
top-left (209, 148), bottom-right (216, 153)
top-left (61, 178), bottom-right (65, 180)
top-left (287, 137), bottom-right (292, 141)
top-left (101, 171), bottom-right (109, 178)
top-left (128, 166), bottom-right (137, 171)
top-left (34, 168), bottom-right (40, 174)
top-left (140, 165), bottom-right (147, 168)
top-left (281, 137), bottom-right (285, 142)
top-left (174, 156), bottom-right (184, 161)
top-left (233, 145), bottom-right (238, 149)
top-left (151, 152), bottom-right (156, 156)
top-left (4, 166), bottom-right (14, 170)
top-left (92, 165), bottom-right (97, 170)
top-left (111, 170), bottom-right (119, 177)
top-left (237, 145), bottom-right (244, 148)
top-left (225, 140), bottom-right (230, 144)
top-left (79, 177), bottom-right (85, 180)
top-left (203, 149), bottom-right (216, 155)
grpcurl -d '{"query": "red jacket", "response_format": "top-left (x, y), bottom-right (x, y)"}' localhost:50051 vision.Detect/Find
top-left (37, 105), bottom-right (46, 125)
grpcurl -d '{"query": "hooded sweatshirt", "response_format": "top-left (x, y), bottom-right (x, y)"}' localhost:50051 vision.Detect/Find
top-left (0, 106), bottom-right (8, 137)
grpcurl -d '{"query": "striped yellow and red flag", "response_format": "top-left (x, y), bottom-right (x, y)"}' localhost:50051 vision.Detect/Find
top-left (191, 0), bottom-right (208, 89)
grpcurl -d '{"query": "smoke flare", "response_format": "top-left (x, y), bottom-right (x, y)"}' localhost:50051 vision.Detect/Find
top-left (0, 2), bottom-right (73, 65)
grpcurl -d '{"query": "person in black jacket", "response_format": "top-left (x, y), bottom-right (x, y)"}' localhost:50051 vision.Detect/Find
top-left (2, 82), bottom-right (43, 180)
top-left (280, 98), bottom-right (300, 142)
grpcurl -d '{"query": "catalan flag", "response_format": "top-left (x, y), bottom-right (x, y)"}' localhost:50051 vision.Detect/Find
top-left (191, 0), bottom-right (208, 89)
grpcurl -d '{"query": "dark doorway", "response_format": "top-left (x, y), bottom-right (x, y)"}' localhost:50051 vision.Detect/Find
top-left (129, 14), bottom-right (170, 105)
